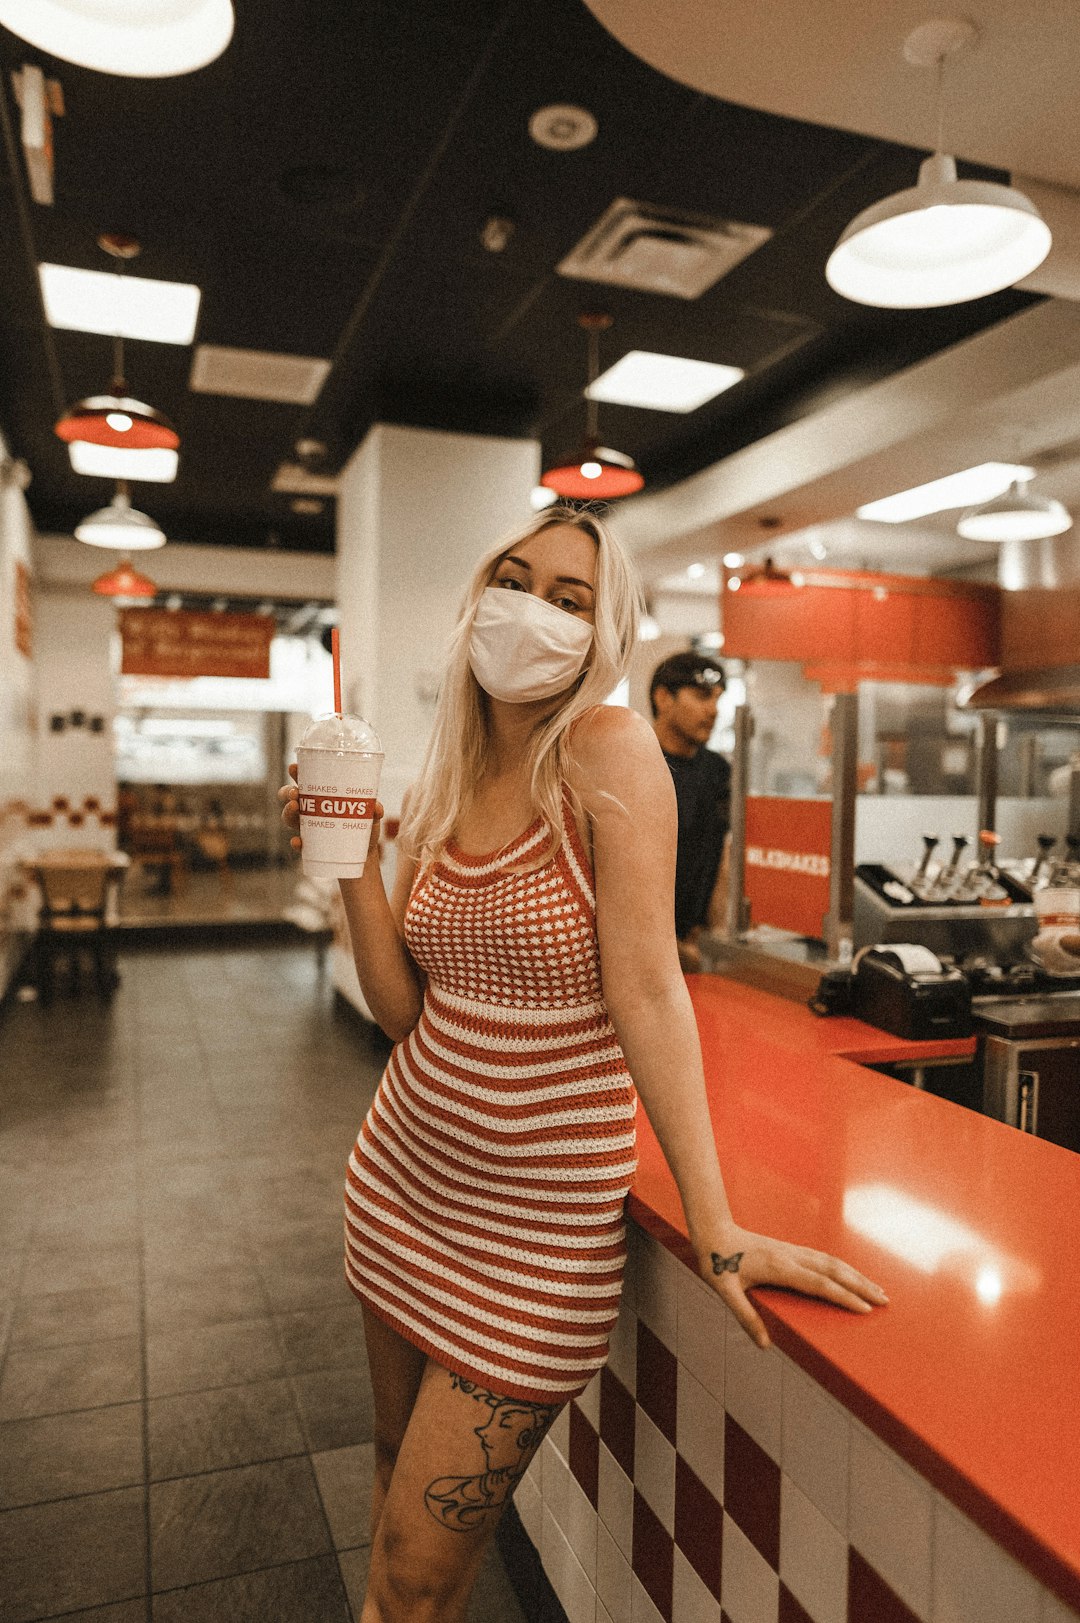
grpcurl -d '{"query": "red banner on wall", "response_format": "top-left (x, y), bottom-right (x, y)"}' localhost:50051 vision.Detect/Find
top-left (744, 796), bottom-right (832, 940)
top-left (14, 560), bottom-right (32, 659)
top-left (119, 609), bottom-right (274, 679)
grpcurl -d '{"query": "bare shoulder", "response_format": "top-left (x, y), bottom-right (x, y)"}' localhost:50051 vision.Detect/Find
top-left (568, 706), bottom-right (670, 811)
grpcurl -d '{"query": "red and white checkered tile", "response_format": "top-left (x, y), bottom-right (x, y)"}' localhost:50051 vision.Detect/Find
top-left (516, 1223), bottom-right (1079, 1623)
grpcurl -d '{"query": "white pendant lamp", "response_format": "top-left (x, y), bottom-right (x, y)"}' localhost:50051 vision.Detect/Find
top-left (957, 481), bottom-right (1072, 543)
top-left (75, 482), bottom-right (166, 549)
top-left (0, 0), bottom-right (234, 78)
top-left (826, 20), bottom-right (1051, 309)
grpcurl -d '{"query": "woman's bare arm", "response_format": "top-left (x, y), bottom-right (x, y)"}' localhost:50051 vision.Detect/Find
top-left (570, 707), bottom-right (888, 1347)
top-left (281, 771), bottom-right (424, 1042)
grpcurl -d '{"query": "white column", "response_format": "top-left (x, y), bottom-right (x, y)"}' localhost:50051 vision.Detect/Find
top-left (336, 423), bottom-right (539, 817)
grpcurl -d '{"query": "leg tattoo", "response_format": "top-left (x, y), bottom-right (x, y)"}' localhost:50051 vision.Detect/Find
top-left (424, 1374), bottom-right (560, 1533)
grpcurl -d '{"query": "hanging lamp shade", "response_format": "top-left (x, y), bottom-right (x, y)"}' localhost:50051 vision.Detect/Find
top-left (957, 480), bottom-right (1073, 542)
top-left (54, 233), bottom-right (181, 453)
top-left (55, 389), bottom-right (179, 451)
top-left (91, 558), bottom-right (158, 597)
top-left (541, 437), bottom-right (644, 500)
top-left (75, 483), bottom-right (166, 550)
top-left (0, 0), bottom-right (234, 78)
top-left (826, 153), bottom-right (1051, 309)
top-left (541, 313), bottom-right (644, 501)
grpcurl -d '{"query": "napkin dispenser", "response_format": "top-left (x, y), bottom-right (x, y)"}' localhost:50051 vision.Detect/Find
top-left (852, 943), bottom-right (972, 1041)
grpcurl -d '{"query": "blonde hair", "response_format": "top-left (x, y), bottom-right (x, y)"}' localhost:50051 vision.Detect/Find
top-left (400, 504), bottom-right (643, 865)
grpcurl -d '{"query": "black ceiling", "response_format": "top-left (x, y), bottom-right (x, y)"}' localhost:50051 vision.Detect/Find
top-left (0, 0), bottom-right (1038, 555)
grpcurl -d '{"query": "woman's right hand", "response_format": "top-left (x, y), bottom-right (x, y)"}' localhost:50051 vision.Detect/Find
top-left (277, 764), bottom-right (385, 855)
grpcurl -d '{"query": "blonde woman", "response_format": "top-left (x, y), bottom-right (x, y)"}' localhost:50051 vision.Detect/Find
top-left (280, 506), bottom-right (886, 1623)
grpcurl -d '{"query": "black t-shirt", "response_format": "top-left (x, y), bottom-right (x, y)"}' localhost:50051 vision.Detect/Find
top-left (662, 746), bottom-right (732, 939)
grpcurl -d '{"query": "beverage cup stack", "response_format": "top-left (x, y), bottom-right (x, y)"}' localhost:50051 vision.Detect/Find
top-left (294, 629), bottom-right (384, 880)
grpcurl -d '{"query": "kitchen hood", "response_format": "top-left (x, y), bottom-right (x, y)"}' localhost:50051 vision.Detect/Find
top-left (961, 666), bottom-right (1080, 716)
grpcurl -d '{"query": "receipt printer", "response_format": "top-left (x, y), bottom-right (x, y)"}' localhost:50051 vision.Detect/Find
top-left (852, 944), bottom-right (972, 1041)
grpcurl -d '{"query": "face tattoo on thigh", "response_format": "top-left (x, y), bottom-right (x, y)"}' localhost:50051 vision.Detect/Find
top-left (424, 1374), bottom-right (561, 1533)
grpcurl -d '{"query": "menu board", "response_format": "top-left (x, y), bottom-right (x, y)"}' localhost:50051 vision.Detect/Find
top-left (120, 608), bottom-right (274, 680)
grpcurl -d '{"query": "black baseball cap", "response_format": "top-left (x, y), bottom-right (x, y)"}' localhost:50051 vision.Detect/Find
top-left (649, 652), bottom-right (725, 711)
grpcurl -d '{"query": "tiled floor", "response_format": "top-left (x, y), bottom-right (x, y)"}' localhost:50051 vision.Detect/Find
top-left (117, 863), bottom-right (299, 927)
top-left (0, 941), bottom-right (528, 1623)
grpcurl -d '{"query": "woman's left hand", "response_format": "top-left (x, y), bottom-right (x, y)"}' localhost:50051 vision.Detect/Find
top-left (698, 1226), bottom-right (888, 1350)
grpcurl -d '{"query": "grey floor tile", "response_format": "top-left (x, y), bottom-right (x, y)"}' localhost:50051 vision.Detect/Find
top-left (258, 1260), bottom-right (347, 1315)
top-left (290, 1366), bottom-right (375, 1453)
top-left (149, 1457), bottom-right (332, 1591)
top-left (0, 1336), bottom-right (143, 1421)
top-left (152, 1553), bottom-right (352, 1623)
top-left (148, 1377), bottom-right (304, 1479)
top-left (0, 1403), bottom-right (144, 1509)
top-left (37, 1604), bottom-right (145, 1622)
top-left (273, 1304), bottom-right (368, 1374)
top-left (337, 1545), bottom-right (370, 1621)
top-left (311, 1442), bottom-right (375, 1550)
top-left (0, 1485), bottom-right (145, 1623)
top-left (9, 1284), bottom-right (140, 1352)
top-left (19, 1242), bottom-right (140, 1298)
top-left (146, 1316), bottom-right (283, 1398)
top-left (144, 1265), bottom-right (267, 1333)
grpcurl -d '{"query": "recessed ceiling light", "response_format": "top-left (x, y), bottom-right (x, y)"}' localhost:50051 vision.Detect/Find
top-left (191, 345), bottom-right (329, 404)
top-left (40, 263), bottom-right (201, 345)
top-left (530, 485), bottom-right (559, 510)
top-left (69, 442), bottom-right (179, 482)
top-left (722, 552), bottom-right (744, 568)
top-left (808, 538), bottom-right (828, 560)
top-left (687, 562), bottom-right (707, 579)
top-left (857, 462), bottom-right (1035, 524)
top-left (586, 351), bottom-right (744, 413)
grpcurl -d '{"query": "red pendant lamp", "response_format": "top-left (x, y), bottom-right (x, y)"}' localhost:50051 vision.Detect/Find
top-left (53, 235), bottom-right (180, 452)
top-left (541, 313), bottom-right (644, 501)
top-left (91, 558), bottom-right (158, 598)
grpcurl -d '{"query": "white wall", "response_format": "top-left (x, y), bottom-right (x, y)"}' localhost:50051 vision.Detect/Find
top-left (336, 423), bottom-right (540, 816)
top-left (0, 453), bottom-right (38, 995)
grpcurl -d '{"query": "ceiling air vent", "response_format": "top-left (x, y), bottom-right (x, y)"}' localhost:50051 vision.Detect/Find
top-left (189, 345), bottom-right (331, 405)
top-left (557, 199), bottom-right (772, 300)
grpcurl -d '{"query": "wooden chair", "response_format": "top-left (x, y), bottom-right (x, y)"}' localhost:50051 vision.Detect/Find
top-left (34, 853), bottom-right (122, 1003)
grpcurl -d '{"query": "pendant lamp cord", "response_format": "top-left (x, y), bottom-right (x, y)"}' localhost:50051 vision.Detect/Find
top-left (585, 324), bottom-right (599, 442)
top-left (934, 51), bottom-right (945, 156)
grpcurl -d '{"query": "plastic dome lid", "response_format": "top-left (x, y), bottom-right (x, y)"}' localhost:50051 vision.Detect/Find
top-left (297, 712), bottom-right (383, 753)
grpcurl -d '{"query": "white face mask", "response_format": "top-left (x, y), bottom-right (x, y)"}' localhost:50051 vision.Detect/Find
top-left (467, 587), bottom-right (594, 704)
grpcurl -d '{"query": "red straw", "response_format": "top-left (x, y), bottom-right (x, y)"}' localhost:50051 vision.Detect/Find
top-left (331, 627), bottom-right (342, 714)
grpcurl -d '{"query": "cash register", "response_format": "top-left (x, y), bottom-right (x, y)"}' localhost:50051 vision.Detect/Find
top-left (851, 943), bottom-right (973, 1040)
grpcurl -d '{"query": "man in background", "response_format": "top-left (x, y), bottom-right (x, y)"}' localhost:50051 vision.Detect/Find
top-left (650, 652), bottom-right (731, 971)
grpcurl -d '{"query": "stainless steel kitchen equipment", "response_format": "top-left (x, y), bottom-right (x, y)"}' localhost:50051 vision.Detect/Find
top-left (854, 860), bottom-right (1037, 958)
top-left (978, 997), bottom-right (1080, 1153)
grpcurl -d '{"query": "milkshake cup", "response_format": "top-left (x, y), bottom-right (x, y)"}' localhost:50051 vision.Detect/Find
top-left (295, 712), bottom-right (383, 880)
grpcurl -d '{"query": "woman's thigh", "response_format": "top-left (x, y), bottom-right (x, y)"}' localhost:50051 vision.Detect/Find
top-left (362, 1304), bottom-right (427, 1466)
top-left (363, 1358), bottom-right (562, 1621)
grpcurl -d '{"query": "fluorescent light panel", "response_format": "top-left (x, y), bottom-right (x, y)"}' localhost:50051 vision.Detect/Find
top-left (586, 350), bottom-right (744, 413)
top-left (39, 263), bottom-right (201, 345)
top-left (69, 442), bottom-right (179, 483)
top-left (858, 462), bottom-right (1034, 524)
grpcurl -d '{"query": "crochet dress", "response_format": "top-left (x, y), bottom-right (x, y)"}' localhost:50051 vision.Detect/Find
top-left (343, 796), bottom-right (638, 1403)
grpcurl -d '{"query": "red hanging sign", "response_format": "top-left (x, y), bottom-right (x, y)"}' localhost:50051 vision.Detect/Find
top-left (119, 608), bottom-right (273, 679)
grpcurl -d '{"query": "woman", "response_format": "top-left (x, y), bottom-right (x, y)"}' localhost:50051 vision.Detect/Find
top-left (280, 506), bottom-right (886, 1623)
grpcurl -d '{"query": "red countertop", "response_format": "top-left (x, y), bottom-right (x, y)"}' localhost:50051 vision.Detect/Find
top-left (628, 975), bottom-right (1080, 1611)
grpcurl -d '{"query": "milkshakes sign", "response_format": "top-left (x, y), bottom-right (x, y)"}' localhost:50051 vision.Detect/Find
top-left (744, 796), bottom-right (832, 940)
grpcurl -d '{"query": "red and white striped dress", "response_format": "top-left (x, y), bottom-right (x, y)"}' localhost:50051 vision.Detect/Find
top-left (343, 794), bottom-right (637, 1403)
